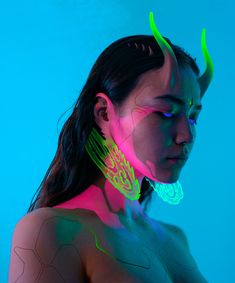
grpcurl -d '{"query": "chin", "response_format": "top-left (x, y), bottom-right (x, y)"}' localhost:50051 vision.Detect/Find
top-left (162, 177), bottom-right (180, 184)
top-left (147, 170), bottom-right (181, 184)
top-left (164, 172), bottom-right (182, 183)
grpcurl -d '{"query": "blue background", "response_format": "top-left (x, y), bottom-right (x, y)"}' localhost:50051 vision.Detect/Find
top-left (1, 0), bottom-right (234, 282)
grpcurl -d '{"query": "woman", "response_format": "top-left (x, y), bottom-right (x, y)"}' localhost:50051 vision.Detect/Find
top-left (8, 12), bottom-right (213, 282)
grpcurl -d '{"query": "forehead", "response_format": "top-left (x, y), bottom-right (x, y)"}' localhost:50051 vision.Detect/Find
top-left (128, 65), bottom-right (201, 109)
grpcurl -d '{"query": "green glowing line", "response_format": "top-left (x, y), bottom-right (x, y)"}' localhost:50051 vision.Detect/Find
top-left (86, 225), bottom-right (116, 259)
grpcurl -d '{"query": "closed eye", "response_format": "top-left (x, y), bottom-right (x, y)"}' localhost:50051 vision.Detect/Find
top-left (156, 111), bottom-right (198, 125)
top-left (161, 112), bottom-right (174, 118)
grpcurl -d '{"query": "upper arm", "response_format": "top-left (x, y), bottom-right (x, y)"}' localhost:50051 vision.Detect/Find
top-left (8, 208), bottom-right (86, 283)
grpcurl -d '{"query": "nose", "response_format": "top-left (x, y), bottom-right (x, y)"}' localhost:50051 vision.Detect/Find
top-left (175, 116), bottom-right (195, 145)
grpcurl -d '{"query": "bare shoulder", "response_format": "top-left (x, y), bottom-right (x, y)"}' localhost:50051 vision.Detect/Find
top-left (9, 207), bottom-right (86, 282)
top-left (150, 217), bottom-right (190, 251)
top-left (12, 207), bottom-right (57, 243)
top-left (11, 206), bottom-right (87, 254)
top-left (14, 207), bottom-right (59, 227)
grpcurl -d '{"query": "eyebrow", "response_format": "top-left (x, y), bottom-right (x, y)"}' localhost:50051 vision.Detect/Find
top-left (154, 94), bottom-right (202, 110)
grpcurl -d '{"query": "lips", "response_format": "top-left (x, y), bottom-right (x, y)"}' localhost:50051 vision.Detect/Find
top-left (167, 155), bottom-right (188, 160)
top-left (167, 158), bottom-right (186, 166)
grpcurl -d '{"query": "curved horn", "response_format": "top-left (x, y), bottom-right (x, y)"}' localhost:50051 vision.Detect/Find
top-left (198, 28), bottom-right (214, 98)
top-left (149, 11), bottom-right (180, 90)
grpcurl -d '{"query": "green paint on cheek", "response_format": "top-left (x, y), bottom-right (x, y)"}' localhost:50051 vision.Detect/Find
top-left (189, 98), bottom-right (193, 108)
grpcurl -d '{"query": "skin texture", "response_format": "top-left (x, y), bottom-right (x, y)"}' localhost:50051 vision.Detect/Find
top-left (99, 65), bottom-right (200, 183)
top-left (8, 12), bottom-right (212, 282)
top-left (8, 208), bottom-right (87, 283)
top-left (9, 207), bottom-right (208, 283)
top-left (71, 63), bottom-right (201, 223)
top-left (8, 66), bottom-right (207, 282)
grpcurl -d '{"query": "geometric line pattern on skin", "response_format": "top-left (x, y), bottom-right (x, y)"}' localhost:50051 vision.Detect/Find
top-left (13, 246), bottom-right (43, 282)
top-left (12, 214), bottom-right (153, 282)
top-left (12, 212), bottom-right (205, 282)
top-left (11, 215), bottom-right (206, 282)
top-left (86, 12), bottom-right (186, 206)
top-left (91, 212), bottom-right (205, 279)
top-left (13, 246), bottom-right (67, 282)
top-left (85, 126), bottom-right (184, 205)
top-left (12, 12), bottom-right (212, 282)
top-left (70, 214), bottom-right (154, 269)
top-left (12, 216), bottom-right (84, 282)
top-left (89, 220), bottom-right (206, 280)
top-left (85, 213), bottom-right (201, 275)
top-left (92, 223), bottom-right (200, 281)
top-left (89, 224), bottom-right (152, 269)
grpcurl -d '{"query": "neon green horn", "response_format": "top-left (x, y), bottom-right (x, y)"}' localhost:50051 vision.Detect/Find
top-left (149, 11), bottom-right (180, 90)
top-left (198, 28), bottom-right (214, 98)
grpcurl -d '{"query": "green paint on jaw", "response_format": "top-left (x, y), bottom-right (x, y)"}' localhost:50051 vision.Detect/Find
top-left (146, 178), bottom-right (184, 205)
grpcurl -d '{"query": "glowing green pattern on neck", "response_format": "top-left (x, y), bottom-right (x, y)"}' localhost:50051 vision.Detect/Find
top-left (85, 127), bottom-right (141, 200)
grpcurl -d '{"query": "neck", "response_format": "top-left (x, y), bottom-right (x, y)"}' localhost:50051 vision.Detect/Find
top-left (83, 171), bottom-right (146, 220)
top-left (54, 171), bottom-right (147, 223)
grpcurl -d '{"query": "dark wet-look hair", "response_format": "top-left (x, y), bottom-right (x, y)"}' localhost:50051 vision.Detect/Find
top-left (27, 35), bottom-right (200, 213)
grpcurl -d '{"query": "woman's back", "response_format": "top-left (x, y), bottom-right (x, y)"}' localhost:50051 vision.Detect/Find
top-left (9, 207), bottom-right (207, 282)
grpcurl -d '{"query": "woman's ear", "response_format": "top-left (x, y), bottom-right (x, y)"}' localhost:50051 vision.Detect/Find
top-left (93, 93), bottom-right (117, 139)
top-left (94, 93), bottom-right (109, 123)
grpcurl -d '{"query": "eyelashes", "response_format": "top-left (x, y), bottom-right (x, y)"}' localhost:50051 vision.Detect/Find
top-left (155, 111), bottom-right (198, 125)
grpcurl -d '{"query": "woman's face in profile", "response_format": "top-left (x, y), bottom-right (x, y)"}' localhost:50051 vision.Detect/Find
top-left (107, 64), bottom-right (202, 184)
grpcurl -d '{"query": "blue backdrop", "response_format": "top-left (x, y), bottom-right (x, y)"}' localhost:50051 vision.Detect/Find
top-left (1, 0), bottom-right (234, 282)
